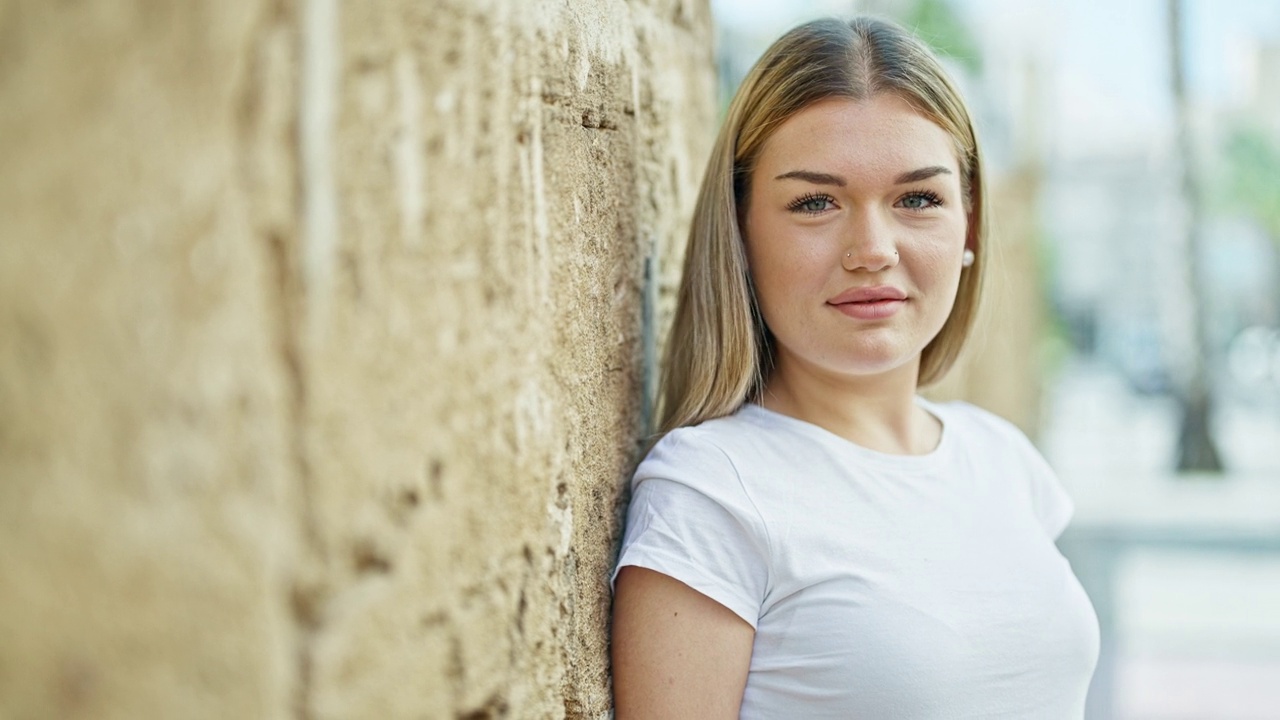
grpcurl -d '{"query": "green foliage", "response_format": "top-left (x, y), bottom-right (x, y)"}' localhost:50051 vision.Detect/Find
top-left (1220, 124), bottom-right (1280, 241)
top-left (903, 0), bottom-right (982, 74)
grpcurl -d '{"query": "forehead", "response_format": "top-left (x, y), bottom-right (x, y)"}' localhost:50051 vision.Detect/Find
top-left (755, 95), bottom-right (959, 178)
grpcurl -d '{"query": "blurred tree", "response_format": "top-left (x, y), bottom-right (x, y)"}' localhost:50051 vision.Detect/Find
top-left (1167, 0), bottom-right (1223, 473)
top-left (1222, 126), bottom-right (1280, 241)
top-left (1220, 124), bottom-right (1280, 328)
top-left (902, 0), bottom-right (982, 74)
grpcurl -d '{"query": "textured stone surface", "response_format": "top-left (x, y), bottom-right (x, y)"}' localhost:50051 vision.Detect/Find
top-left (0, 3), bottom-right (297, 719)
top-left (0, 0), bottom-right (715, 717)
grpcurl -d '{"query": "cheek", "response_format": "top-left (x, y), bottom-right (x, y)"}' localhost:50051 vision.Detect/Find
top-left (916, 242), bottom-right (958, 279)
top-left (925, 234), bottom-right (967, 312)
top-left (746, 220), bottom-right (828, 304)
top-left (745, 244), bottom-right (789, 326)
top-left (918, 217), bottom-right (967, 274)
top-left (745, 218), bottom-right (809, 332)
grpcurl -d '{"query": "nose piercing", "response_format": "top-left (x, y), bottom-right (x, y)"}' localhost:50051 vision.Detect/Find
top-left (844, 251), bottom-right (899, 259)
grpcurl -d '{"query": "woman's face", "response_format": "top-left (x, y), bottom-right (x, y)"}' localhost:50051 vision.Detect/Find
top-left (743, 94), bottom-right (969, 385)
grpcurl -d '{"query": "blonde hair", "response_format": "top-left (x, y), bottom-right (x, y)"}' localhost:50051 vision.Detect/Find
top-left (658, 16), bottom-right (988, 434)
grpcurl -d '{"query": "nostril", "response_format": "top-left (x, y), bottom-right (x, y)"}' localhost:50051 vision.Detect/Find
top-left (842, 246), bottom-right (900, 272)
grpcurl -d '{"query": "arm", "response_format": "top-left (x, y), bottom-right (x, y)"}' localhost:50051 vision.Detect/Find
top-left (611, 566), bottom-right (755, 719)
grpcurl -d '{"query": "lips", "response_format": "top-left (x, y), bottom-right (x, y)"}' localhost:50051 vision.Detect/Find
top-left (827, 285), bottom-right (907, 305)
top-left (827, 285), bottom-right (907, 320)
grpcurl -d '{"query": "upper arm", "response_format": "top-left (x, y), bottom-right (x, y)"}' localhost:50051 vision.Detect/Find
top-left (611, 566), bottom-right (755, 719)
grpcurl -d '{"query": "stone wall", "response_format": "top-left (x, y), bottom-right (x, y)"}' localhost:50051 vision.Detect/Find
top-left (0, 1), bottom-right (716, 717)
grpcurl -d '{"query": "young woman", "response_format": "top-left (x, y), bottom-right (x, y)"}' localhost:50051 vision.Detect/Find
top-left (611, 16), bottom-right (1100, 719)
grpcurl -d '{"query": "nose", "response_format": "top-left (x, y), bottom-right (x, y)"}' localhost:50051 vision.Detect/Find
top-left (840, 208), bottom-right (899, 273)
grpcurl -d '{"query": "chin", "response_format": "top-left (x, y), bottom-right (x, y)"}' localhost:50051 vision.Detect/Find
top-left (829, 342), bottom-right (920, 373)
top-left (820, 353), bottom-right (918, 378)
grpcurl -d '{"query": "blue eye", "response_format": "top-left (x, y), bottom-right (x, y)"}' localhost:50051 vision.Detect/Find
top-left (899, 191), bottom-right (943, 211)
top-left (789, 193), bottom-right (835, 214)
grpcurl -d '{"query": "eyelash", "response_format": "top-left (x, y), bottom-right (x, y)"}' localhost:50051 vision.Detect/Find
top-left (787, 192), bottom-right (834, 215)
top-left (899, 190), bottom-right (943, 211)
top-left (785, 189), bottom-right (945, 215)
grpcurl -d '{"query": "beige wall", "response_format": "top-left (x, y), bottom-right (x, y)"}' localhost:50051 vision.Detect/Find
top-left (0, 1), bottom-right (715, 717)
top-left (929, 166), bottom-right (1049, 440)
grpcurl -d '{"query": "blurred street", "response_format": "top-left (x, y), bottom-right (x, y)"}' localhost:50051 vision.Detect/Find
top-left (1045, 359), bottom-right (1280, 720)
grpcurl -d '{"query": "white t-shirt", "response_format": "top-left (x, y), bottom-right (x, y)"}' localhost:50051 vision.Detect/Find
top-left (613, 399), bottom-right (1099, 719)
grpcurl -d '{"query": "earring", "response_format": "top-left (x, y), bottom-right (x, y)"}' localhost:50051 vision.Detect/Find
top-left (962, 249), bottom-right (975, 268)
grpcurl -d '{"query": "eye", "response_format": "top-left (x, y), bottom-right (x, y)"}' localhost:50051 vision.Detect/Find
top-left (897, 190), bottom-right (943, 211)
top-left (788, 192), bottom-right (836, 215)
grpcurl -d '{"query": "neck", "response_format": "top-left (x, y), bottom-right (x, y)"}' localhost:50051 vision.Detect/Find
top-left (759, 355), bottom-right (940, 456)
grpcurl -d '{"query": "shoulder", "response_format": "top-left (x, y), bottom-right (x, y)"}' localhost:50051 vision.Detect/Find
top-left (632, 407), bottom-right (793, 529)
top-left (926, 398), bottom-right (1038, 453)
top-left (637, 407), bottom-right (774, 486)
top-left (620, 410), bottom-right (776, 615)
top-left (925, 398), bottom-right (1056, 485)
top-left (926, 399), bottom-right (1074, 538)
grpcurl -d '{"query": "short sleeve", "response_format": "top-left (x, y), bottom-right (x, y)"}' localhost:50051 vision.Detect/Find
top-left (1022, 438), bottom-right (1074, 540)
top-left (611, 431), bottom-right (770, 628)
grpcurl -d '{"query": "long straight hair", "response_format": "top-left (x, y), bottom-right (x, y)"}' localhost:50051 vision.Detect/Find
top-left (657, 16), bottom-right (988, 434)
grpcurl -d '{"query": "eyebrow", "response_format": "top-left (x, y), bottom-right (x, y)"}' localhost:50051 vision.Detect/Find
top-left (773, 166), bottom-right (953, 186)
top-left (893, 166), bottom-right (952, 184)
top-left (774, 170), bottom-right (846, 186)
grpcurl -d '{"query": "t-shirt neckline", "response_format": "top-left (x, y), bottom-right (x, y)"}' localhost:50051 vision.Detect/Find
top-left (739, 397), bottom-right (954, 470)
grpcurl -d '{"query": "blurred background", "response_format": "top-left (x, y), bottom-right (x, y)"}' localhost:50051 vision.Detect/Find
top-left (714, 0), bottom-right (1280, 717)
